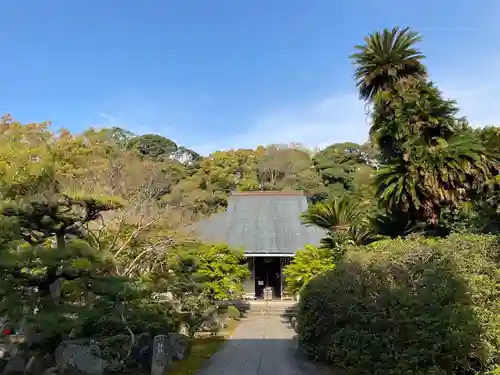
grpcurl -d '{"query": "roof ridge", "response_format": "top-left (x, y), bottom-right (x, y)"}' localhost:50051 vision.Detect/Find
top-left (231, 191), bottom-right (304, 196)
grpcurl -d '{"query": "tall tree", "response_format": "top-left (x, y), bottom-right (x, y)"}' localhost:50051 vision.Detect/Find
top-left (371, 78), bottom-right (460, 162)
top-left (350, 26), bottom-right (427, 102)
top-left (257, 145), bottom-right (314, 191)
top-left (313, 142), bottom-right (377, 198)
top-left (127, 134), bottom-right (179, 161)
top-left (351, 27), bottom-right (498, 227)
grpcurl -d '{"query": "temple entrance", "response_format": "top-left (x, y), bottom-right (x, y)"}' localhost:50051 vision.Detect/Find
top-left (254, 257), bottom-right (281, 299)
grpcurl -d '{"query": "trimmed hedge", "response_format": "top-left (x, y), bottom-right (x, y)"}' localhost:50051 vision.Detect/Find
top-left (297, 234), bottom-right (500, 375)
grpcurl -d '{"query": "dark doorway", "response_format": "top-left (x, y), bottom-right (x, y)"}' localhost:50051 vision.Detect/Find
top-left (254, 257), bottom-right (281, 299)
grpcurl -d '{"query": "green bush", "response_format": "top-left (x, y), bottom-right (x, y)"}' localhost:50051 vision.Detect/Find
top-left (196, 243), bottom-right (250, 301)
top-left (283, 245), bottom-right (336, 296)
top-left (297, 234), bottom-right (500, 375)
top-left (78, 302), bottom-right (178, 338)
top-left (226, 305), bottom-right (241, 320)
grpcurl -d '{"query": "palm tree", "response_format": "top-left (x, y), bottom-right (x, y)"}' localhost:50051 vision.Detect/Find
top-left (301, 196), bottom-right (376, 249)
top-left (350, 26), bottom-right (427, 101)
top-left (370, 78), bottom-right (460, 161)
top-left (301, 196), bottom-right (360, 232)
top-left (375, 134), bottom-right (497, 225)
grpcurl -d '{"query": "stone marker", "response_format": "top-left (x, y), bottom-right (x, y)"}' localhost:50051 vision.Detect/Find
top-left (151, 335), bottom-right (171, 375)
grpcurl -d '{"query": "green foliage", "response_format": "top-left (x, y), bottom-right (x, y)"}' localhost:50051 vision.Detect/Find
top-left (76, 277), bottom-right (178, 338)
top-left (0, 120), bottom-right (57, 198)
top-left (159, 242), bottom-right (248, 336)
top-left (372, 78), bottom-right (461, 161)
top-left (312, 142), bottom-right (377, 197)
top-left (127, 134), bottom-right (179, 160)
top-left (301, 196), bottom-right (362, 231)
top-left (226, 306), bottom-right (241, 321)
top-left (283, 245), bottom-right (336, 295)
top-left (297, 234), bottom-right (500, 375)
top-left (373, 82), bottom-right (497, 226)
top-left (301, 196), bottom-right (377, 248)
top-left (350, 25), bottom-right (499, 229)
top-left (350, 26), bottom-right (427, 101)
top-left (5, 26), bottom-right (500, 370)
top-left (195, 244), bottom-right (249, 301)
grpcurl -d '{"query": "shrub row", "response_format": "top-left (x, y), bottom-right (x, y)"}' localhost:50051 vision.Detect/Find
top-left (297, 234), bottom-right (500, 375)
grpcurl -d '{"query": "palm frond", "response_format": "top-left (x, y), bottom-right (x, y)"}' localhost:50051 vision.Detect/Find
top-left (301, 196), bottom-right (362, 231)
top-left (351, 26), bottom-right (427, 101)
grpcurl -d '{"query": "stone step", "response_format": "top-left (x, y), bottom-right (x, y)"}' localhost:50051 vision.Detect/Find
top-left (247, 308), bottom-right (298, 316)
top-left (231, 300), bottom-right (299, 318)
top-left (245, 305), bottom-right (299, 317)
top-left (247, 308), bottom-right (297, 315)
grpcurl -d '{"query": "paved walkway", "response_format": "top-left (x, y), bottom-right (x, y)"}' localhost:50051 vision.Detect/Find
top-left (196, 312), bottom-right (332, 375)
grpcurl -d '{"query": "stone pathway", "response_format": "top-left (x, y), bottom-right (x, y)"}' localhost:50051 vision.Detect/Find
top-left (195, 311), bottom-right (332, 375)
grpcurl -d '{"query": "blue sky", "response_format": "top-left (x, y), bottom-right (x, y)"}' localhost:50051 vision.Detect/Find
top-left (2, 1), bottom-right (500, 154)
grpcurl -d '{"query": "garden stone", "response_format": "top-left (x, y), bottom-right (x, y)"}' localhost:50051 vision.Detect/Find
top-left (0, 358), bottom-right (8, 373)
top-left (168, 333), bottom-right (189, 361)
top-left (179, 323), bottom-right (189, 336)
top-left (0, 341), bottom-right (9, 358)
top-left (6, 334), bottom-right (44, 354)
top-left (25, 354), bottom-right (53, 375)
top-left (104, 361), bottom-right (123, 373)
top-left (4, 355), bottom-right (26, 375)
top-left (43, 366), bottom-right (58, 375)
top-left (201, 317), bottom-right (220, 332)
top-left (129, 332), bottom-right (152, 371)
top-left (55, 340), bottom-right (105, 375)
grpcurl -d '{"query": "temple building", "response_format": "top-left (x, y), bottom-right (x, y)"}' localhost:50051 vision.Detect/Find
top-left (194, 191), bottom-right (325, 300)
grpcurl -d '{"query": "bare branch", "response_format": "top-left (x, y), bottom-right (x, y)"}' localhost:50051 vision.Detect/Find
top-left (112, 214), bottom-right (160, 262)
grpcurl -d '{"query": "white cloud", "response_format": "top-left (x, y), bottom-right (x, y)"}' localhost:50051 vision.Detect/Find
top-left (443, 86), bottom-right (500, 128)
top-left (97, 112), bottom-right (116, 122)
top-left (195, 70), bottom-right (500, 155)
top-left (437, 56), bottom-right (500, 128)
top-left (194, 93), bottom-right (370, 154)
top-left (93, 57), bottom-right (500, 156)
top-left (87, 112), bottom-right (119, 130)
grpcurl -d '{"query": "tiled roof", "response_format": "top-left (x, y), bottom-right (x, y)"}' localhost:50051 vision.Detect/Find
top-left (194, 191), bottom-right (325, 254)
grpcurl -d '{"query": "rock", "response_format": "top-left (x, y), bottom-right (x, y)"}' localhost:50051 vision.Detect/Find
top-left (201, 317), bottom-right (220, 332)
top-left (25, 354), bottom-right (53, 375)
top-left (4, 355), bottom-right (26, 375)
top-left (104, 361), bottom-right (124, 373)
top-left (68, 328), bottom-right (78, 339)
top-left (150, 335), bottom-right (171, 375)
top-left (179, 324), bottom-right (189, 336)
top-left (129, 332), bottom-right (152, 371)
top-left (0, 341), bottom-right (9, 359)
top-left (168, 333), bottom-right (190, 361)
top-left (43, 366), bottom-right (59, 375)
top-left (8, 334), bottom-right (44, 347)
top-left (2, 333), bottom-right (46, 360)
top-left (55, 340), bottom-right (105, 375)
top-left (0, 358), bottom-right (9, 373)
